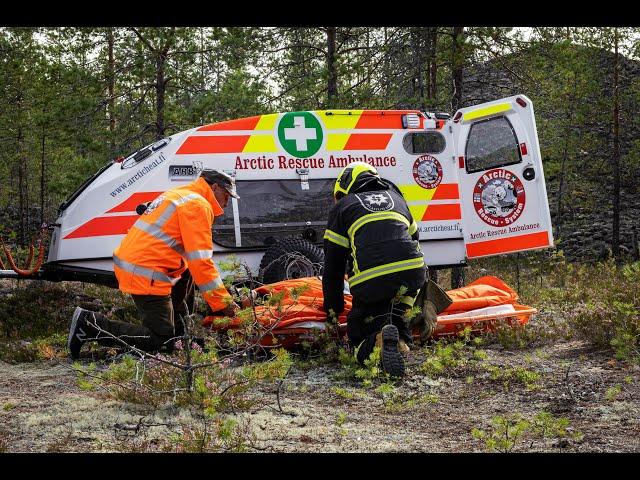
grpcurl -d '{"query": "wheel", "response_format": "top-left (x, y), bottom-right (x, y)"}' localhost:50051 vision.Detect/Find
top-left (259, 237), bottom-right (324, 284)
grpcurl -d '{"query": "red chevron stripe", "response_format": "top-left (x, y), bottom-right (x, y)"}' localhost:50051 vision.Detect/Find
top-left (466, 231), bottom-right (550, 258)
top-left (64, 215), bottom-right (138, 239)
top-left (107, 192), bottom-right (163, 213)
top-left (432, 184), bottom-right (460, 200)
top-left (197, 116), bottom-right (261, 131)
top-left (176, 135), bottom-right (251, 154)
top-left (343, 133), bottom-right (392, 150)
top-left (422, 204), bottom-right (461, 221)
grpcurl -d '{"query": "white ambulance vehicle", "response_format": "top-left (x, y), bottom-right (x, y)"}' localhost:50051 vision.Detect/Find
top-left (39, 94), bottom-right (553, 286)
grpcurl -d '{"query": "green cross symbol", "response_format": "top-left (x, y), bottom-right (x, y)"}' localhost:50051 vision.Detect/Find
top-left (277, 112), bottom-right (323, 158)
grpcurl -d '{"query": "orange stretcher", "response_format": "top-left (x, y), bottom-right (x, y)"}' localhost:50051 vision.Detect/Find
top-left (202, 276), bottom-right (537, 349)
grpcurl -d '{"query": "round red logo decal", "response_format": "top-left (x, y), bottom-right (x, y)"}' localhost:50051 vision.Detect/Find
top-left (412, 155), bottom-right (442, 189)
top-left (473, 169), bottom-right (526, 227)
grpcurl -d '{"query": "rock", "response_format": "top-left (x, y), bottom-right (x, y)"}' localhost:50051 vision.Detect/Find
top-left (553, 439), bottom-right (570, 449)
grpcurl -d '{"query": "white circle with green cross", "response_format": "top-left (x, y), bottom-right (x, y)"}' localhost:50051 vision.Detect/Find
top-left (277, 112), bottom-right (324, 158)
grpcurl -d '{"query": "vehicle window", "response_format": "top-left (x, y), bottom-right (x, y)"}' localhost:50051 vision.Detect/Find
top-left (465, 116), bottom-right (521, 173)
top-left (402, 132), bottom-right (446, 155)
top-left (213, 179), bottom-right (335, 248)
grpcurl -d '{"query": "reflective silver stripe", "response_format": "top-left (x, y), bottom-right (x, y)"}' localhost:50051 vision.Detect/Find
top-left (113, 255), bottom-right (180, 285)
top-left (155, 193), bottom-right (203, 228)
top-left (349, 257), bottom-right (425, 288)
top-left (347, 211), bottom-right (410, 239)
top-left (198, 276), bottom-right (225, 292)
top-left (324, 229), bottom-right (349, 248)
top-left (186, 249), bottom-right (213, 261)
top-left (133, 221), bottom-right (186, 257)
top-left (408, 221), bottom-right (418, 236)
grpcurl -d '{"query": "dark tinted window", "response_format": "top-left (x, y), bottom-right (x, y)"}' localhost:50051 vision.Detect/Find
top-left (213, 179), bottom-right (335, 248)
top-left (402, 132), bottom-right (446, 155)
top-left (465, 116), bottom-right (521, 173)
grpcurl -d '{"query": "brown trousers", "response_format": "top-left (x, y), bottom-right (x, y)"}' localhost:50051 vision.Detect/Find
top-left (89, 270), bottom-right (195, 352)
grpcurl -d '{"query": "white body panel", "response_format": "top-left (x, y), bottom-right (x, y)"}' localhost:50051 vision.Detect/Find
top-left (47, 96), bottom-right (553, 278)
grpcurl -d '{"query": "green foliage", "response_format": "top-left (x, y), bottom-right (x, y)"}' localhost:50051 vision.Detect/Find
top-left (331, 387), bottom-right (355, 400)
top-left (483, 364), bottom-right (542, 392)
top-left (605, 384), bottom-right (623, 402)
top-left (420, 329), bottom-right (485, 377)
top-left (471, 411), bottom-right (580, 452)
top-left (169, 416), bottom-right (254, 453)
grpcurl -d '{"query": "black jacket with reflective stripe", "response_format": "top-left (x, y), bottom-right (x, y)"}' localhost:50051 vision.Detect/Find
top-left (322, 183), bottom-right (426, 316)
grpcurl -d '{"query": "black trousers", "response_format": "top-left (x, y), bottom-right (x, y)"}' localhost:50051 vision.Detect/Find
top-left (349, 290), bottom-right (417, 365)
top-left (88, 270), bottom-right (195, 352)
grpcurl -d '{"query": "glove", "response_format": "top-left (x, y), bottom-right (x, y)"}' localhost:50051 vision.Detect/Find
top-left (218, 302), bottom-right (240, 318)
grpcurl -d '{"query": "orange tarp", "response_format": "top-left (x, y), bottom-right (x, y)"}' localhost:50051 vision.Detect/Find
top-left (203, 276), bottom-right (536, 347)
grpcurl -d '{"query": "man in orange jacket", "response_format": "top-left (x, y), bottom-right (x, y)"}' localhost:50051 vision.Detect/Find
top-left (67, 169), bottom-right (240, 359)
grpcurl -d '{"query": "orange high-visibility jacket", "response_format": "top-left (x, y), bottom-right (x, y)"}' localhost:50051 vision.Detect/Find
top-left (113, 176), bottom-right (232, 311)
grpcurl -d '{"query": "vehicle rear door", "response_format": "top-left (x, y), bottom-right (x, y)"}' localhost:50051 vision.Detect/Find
top-left (451, 95), bottom-right (553, 259)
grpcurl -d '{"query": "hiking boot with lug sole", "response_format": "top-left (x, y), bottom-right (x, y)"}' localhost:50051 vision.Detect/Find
top-left (379, 324), bottom-right (405, 378)
top-left (68, 307), bottom-right (93, 360)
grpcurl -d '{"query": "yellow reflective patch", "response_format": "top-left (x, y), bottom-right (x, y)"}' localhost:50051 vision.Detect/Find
top-left (243, 134), bottom-right (277, 152)
top-left (463, 103), bottom-right (511, 122)
top-left (399, 184), bottom-right (437, 202)
top-left (409, 205), bottom-right (427, 222)
top-left (326, 134), bottom-right (351, 151)
top-left (254, 114), bottom-right (278, 130)
top-left (318, 110), bottom-right (363, 129)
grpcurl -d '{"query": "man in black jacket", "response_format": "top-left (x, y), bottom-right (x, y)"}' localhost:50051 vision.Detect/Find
top-left (322, 162), bottom-right (426, 377)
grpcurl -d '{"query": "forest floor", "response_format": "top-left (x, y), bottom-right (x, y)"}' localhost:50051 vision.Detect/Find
top-left (0, 264), bottom-right (639, 453)
top-left (1, 335), bottom-right (638, 453)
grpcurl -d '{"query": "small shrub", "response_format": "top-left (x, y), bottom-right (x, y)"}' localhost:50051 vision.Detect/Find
top-left (331, 387), bottom-right (355, 400)
top-left (483, 364), bottom-right (541, 392)
top-left (471, 410), bottom-right (580, 452)
top-left (605, 385), bottom-right (622, 402)
top-left (169, 416), bottom-right (255, 453)
top-left (420, 329), bottom-right (486, 378)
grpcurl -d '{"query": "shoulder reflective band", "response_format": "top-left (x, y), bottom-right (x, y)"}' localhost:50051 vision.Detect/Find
top-left (153, 193), bottom-right (204, 228)
top-left (462, 103), bottom-right (511, 122)
top-left (132, 220), bottom-right (186, 257)
top-left (408, 221), bottom-right (418, 236)
top-left (324, 229), bottom-right (349, 248)
top-left (113, 255), bottom-right (181, 285)
top-left (198, 276), bottom-right (225, 293)
top-left (347, 211), bottom-right (410, 239)
top-left (349, 257), bottom-right (425, 288)
top-left (186, 249), bottom-right (214, 261)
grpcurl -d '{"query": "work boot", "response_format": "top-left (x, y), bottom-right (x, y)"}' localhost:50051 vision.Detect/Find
top-left (376, 324), bottom-right (405, 378)
top-left (67, 307), bottom-right (98, 360)
top-left (375, 330), bottom-right (410, 356)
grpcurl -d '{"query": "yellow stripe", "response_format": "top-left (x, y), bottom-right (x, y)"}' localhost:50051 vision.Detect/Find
top-left (318, 110), bottom-right (363, 129)
top-left (243, 134), bottom-right (278, 153)
top-left (349, 257), bottom-right (425, 288)
top-left (463, 103), bottom-right (512, 122)
top-left (324, 229), bottom-right (350, 248)
top-left (408, 221), bottom-right (418, 236)
top-left (254, 114), bottom-right (278, 130)
top-left (326, 134), bottom-right (351, 151)
top-left (409, 205), bottom-right (426, 222)
top-left (347, 212), bottom-right (410, 239)
top-left (399, 184), bottom-right (437, 202)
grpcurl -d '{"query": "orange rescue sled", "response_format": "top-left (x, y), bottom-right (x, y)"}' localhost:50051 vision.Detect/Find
top-left (202, 276), bottom-right (536, 349)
